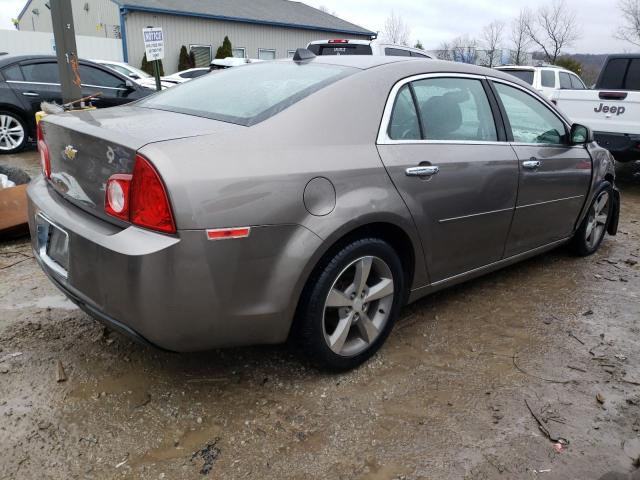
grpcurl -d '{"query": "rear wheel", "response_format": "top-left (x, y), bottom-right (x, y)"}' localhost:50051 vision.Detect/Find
top-left (296, 238), bottom-right (405, 371)
top-left (572, 182), bottom-right (613, 256)
top-left (0, 111), bottom-right (27, 154)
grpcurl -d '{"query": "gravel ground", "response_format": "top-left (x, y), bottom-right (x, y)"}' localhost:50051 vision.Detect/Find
top-left (1, 150), bottom-right (639, 480)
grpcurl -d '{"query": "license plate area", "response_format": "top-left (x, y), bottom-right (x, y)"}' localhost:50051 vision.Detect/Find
top-left (36, 213), bottom-right (69, 279)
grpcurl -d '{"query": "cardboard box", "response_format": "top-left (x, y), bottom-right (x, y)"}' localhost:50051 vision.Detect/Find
top-left (0, 184), bottom-right (28, 236)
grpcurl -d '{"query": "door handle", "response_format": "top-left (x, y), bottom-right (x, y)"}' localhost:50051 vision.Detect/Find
top-left (22, 92), bottom-right (39, 97)
top-left (406, 166), bottom-right (440, 177)
top-left (522, 159), bottom-right (541, 170)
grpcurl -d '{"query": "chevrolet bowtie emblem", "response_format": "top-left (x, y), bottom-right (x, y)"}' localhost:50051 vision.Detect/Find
top-left (64, 145), bottom-right (77, 161)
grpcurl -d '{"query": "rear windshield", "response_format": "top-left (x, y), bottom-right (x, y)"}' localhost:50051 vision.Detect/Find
top-left (501, 69), bottom-right (534, 85)
top-left (138, 62), bottom-right (357, 126)
top-left (308, 44), bottom-right (373, 56)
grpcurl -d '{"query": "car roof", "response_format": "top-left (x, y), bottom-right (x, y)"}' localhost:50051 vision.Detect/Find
top-left (0, 54), bottom-right (109, 69)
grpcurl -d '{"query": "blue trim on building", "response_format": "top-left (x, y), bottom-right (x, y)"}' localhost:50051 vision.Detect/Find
top-left (118, 4), bottom-right (376, 38)
top-left (17, 0), bottom-right (33, 21)
top-left (119, 7), bottom-right (128, 62)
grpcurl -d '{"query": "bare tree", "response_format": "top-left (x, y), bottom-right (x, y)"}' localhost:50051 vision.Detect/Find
top-left (481, 20), bottom-right (505, 67)
top-left (617, 0), bottom-right (640, 46)
top-left (436, 41), bottom-right (453, 61)
top-left (317, 5), bottom-right (337, 16)
top-left (451, 35), bottom-right (478, 64)
top-left (382, 11), bottom-right (411, 46)
top-left (510, 10), bottom-right (532, 65)
top-left (524, 0), bottom-right (580, 64)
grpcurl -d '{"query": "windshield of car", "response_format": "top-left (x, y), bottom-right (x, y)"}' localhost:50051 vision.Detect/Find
top-left (139, 62), bottom-right (357, 126)
top-left (501, 69), bottom-right (534, 85)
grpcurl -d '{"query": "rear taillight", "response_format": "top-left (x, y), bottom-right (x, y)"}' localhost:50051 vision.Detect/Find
top-left (105, 154), bottom-right (176, 234)
top-left (37, 122), bottom-right (50, 179)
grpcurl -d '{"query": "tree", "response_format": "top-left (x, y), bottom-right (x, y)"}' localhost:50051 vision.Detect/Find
top-left (318, 5), bottom-right (337, 16)
top-left (524, 0), bottom-right (580, 64)
top-left (510, 10), bottom-right (532, 65)
top-left (414, 40), bottom-right (424, 50)
top-left (140, 53), bottom-right (164, 76)
top-left (617, 0), bottom-right (640, 46)
top-left (451, 35), bottom-right (478, 64)
top-left (436, 41), bottom-right (453, 61)
top-left (481, 20), bottom-right (505, 67)
top-left (555, 56), bottom-right (583, 75)
top-left (178, 45), bottom-right (194, 71)
top-left (382, 11), bottom-right (411, 45)
top-left (215, 36), bottom-right (233, 59)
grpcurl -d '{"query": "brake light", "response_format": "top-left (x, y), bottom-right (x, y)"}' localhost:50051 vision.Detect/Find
top-left (37, 122), bottom-right (50, 179)
top-left (104, 154), bottom-right (176, 234)
top-left (328, 39), bottom-right (349, 44)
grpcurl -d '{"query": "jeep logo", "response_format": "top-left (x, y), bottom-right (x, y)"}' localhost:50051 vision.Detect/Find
top-left (594, 103), bottom-right (626, 116)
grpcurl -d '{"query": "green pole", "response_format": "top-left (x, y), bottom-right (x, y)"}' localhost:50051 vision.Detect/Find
top-left (153, 59), bottom-right (162, 91)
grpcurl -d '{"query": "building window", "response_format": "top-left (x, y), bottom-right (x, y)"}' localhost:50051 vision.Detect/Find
top-left (287, 50), bottom-right (296, 59)
top-left (190, 45), bottom-right (212, 68)
top-left (232, 48), bottom-right (246, 59)
top-left (258, 49), bottom-right (276, 61)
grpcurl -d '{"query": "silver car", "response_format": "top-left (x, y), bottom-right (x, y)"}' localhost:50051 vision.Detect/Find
top-left (28, 52), bottom-right (620, 370)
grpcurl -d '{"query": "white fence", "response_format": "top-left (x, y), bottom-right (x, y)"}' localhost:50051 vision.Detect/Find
top-left (0, 29), bottom-right (123, 61)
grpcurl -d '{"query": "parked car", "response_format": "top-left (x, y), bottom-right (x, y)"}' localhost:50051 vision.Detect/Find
top-left (29, 52), bottom-right (619, 370)
top-left (92, 59), bottom-right (175, 90)
top-left (0, 55), bottom-right (154, 154)
top-left (551, 54), bottom-right (640, 162)
top-left (495, 64), bottom-right (587, 99)
top-left (307, 39), bottom-right (432, 58)
top-left (209, 57), bottom-right (263, 71)
top-left (162, 67), bottom-right (210, 84)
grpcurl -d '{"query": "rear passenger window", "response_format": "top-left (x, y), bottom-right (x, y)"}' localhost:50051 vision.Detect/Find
top-left (411, 78), bottom-right (497, 141)
top-left (625, 59), bottom-right (640, 90)
top-left (570, 74), bottom-right (586, 89)
top-left (79, 65), bottom-right (126, 88)
top-left (388, 85), bottom-right (420, 140)
top-left (385, 48), bottom-right (411, 57)
top-left (21, 62), bottom-right (60, 83)
top-left (559, 72), bottom-right (572, 89)
top-left (540, 70), bottom-right (556, 88)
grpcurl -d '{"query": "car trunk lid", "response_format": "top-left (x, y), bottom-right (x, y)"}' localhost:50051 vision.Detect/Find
top-left (41, 105), bottom-right (240, 225)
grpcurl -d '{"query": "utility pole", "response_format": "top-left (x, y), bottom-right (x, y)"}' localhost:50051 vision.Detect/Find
top-left (50, 0), bottom-right (82, 103)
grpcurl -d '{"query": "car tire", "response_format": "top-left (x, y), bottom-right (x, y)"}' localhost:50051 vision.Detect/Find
top-left (572, 182), bottom-right (614, 256)
top-left (295, 237), bottom-right (405, 371)
top-left (0, 111), bottom-right (28, 155)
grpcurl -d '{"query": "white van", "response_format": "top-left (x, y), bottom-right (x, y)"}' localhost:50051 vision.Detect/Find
top-left (495, 64), bottom-right (587, 100)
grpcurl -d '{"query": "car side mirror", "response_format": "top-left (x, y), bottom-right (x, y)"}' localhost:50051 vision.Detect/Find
top-left (570, 123), bottom-right (593, 145)
top-left (124, 79), bottom-right (135, 90)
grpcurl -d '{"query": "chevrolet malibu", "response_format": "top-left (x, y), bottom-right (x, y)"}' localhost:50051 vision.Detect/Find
top-left (28, 52), bottom-right (620, 370)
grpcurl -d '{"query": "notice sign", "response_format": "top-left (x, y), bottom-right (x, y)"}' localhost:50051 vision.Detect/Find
top-left (143, 27), bottom-right (164, 61)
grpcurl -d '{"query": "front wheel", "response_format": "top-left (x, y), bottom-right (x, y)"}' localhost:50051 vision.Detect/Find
top-left (572, 183), bottom-right (613, 256)
top-left (295, 238), bottom-right (405, 371)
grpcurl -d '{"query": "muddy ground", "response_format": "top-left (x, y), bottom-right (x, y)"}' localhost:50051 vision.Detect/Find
top-left (1, 150), bottom-right (639, 480)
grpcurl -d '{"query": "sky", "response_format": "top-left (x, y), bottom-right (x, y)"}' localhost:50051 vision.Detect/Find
top-left (0, 0), bottom-right (636, 54)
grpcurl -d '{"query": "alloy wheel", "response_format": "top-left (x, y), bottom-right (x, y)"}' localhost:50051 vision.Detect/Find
top-left (585, 190), bottom-right (610, 250)
top-left (0, 114), bottom-right (25, 152)
top-left (322, 256), bottom-right (395, 357)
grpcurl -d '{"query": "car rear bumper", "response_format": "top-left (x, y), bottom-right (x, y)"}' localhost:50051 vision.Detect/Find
top-left (27, 176), bottom-right (322, 351)
top-left (594, 131), bottom-right (640, 162)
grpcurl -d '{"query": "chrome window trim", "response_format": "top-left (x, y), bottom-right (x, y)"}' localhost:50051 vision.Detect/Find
top-left (7, 80), bottom-right (60, 87)
top-left (7, 79), bottom-right (127, 91)
top-left (377, 72), bottom-right (497, 145)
